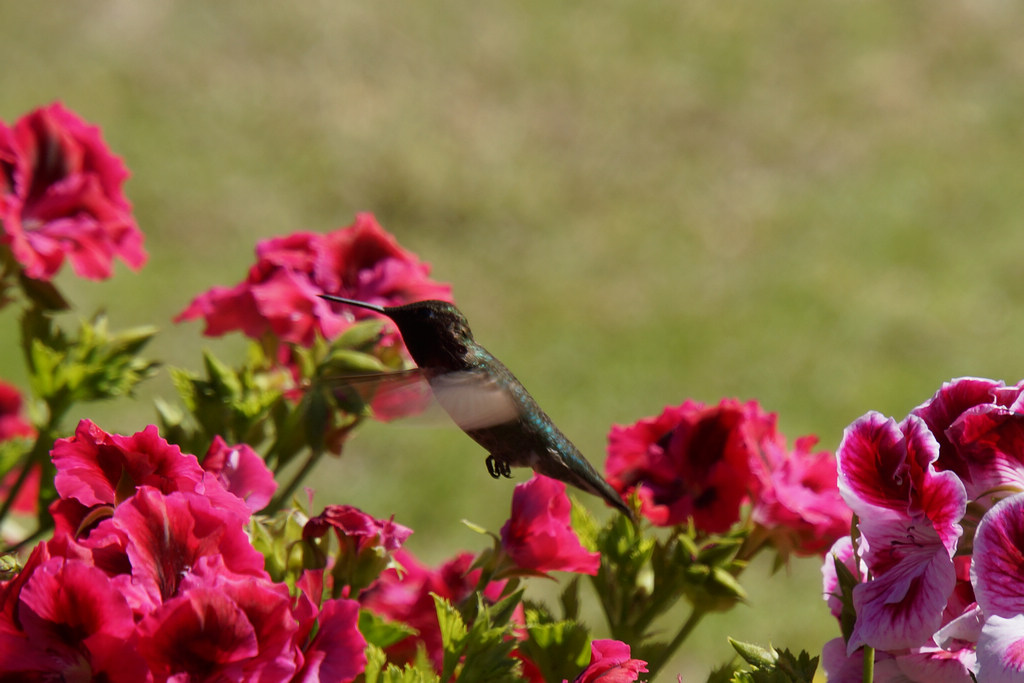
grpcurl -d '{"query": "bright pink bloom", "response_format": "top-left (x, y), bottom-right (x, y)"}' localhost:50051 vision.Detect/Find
top-left (837, 412), bottom-right (967, 653)
top-left (0, 554), bottom-right (149, 682)
top-left (113, 487), bottom-right (267, 607)
top-left (749, 434), bottom-right (851, 557)
top-left (0, 102), bottom-right (146, 281)
top-left (51, 419), bottom-right (250, 523)
top-left (201, 435), bottom-right (277, 512)
top-left (175, 213), bottom-right (451, 348)
top-left (291, 585), bottom-right (366, 683)
top-left (911, 377), bottom-right (1024, 502)
top-left (566, 639), bottom-right (648, 683)
top-left (360, 549), bottom-right (506, 672)
top-left (136, 556), bottom-right (299, 682)
top-left (500, 475), bottom-right (600, 576)
top-left (605, 399), bottom-right (769, 529)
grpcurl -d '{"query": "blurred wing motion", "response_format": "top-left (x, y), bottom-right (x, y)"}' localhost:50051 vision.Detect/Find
top-left (326, 369), bottom-right (435, 422)
top-left (428, 370), bottom-right (520, 430)
top-left (325, 369), bottom-right (519, 429)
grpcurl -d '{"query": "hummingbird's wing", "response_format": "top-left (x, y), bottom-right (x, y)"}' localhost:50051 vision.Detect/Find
top-left (427, 370), bottom-right (520, 431)
top-left (323, 369), bottom-right (435, 422)
top-left (323, 368), bottom-right (518, 429)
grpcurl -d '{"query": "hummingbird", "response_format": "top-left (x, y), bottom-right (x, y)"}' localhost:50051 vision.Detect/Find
top-left (318, 294), bottom-right (632, 519)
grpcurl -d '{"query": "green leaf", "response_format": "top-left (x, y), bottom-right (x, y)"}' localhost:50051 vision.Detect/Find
top-left (359, 609), bottom-right (419, 649)
top-left (433, 594), bottom-right (468, 682)
top-left (728, 641), bottom-right (818, 683)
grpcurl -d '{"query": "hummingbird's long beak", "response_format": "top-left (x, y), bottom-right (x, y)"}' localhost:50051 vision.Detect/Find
top-left (318, 293), bottom-right (386, 314)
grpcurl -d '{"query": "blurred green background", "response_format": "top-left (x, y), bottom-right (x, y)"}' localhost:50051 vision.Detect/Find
top-left (4, 2), bottom-right (1024, 679)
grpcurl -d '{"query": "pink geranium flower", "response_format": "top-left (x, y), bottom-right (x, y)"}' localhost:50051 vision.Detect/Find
top-left (51, 419), bottom-right (250, 523)
top-left (566, 639), bottom-right (648, 683)
top-left (200, 435), bottom-right (277, 512)
top-left (749, 434), bottom-right (851, 557)
top-left (0, 553), bottom-right (150, 682)
top-left (136, 555), bottom-right (300, 682)
top-left (175, 212), bottom-right (452, 348)
top-left (605, 399), bottom-right (769, 530)
top-left (0, 102), bottom-right (146, 281)
top-left (291, 573), bottom-right (367, 683)
top-left (836, 412), bottom-right (967, 653)
top-left (500, 474), bottom-right (600, 576)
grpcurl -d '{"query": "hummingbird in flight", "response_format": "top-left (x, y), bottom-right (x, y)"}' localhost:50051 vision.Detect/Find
top-left (318, 294), bottom-right (632, 519)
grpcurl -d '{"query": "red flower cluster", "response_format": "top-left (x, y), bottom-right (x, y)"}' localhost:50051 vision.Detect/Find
top-left (0, 102), bottom-right (146, 281)
top-left (0, 420), bottom-right (365, 682)
top-left (176, 213), bottom-right (452, 348)
top-left (605, 398), bottom-right (850, 555)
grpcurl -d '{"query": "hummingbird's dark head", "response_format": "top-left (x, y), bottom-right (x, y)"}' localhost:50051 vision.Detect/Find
top-left (381, 300), bottom-right (474, 369)
top-left (318, 294), bottom-right (474, 369)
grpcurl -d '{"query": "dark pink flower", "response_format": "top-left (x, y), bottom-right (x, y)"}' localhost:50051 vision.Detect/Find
top-left (0, 554), bottom-right (149, 682)
top-left (0, 102), bottom-right (146, 281)
top-left (291, 583), bottom-right (366, 683)
top-left (749, 434), bottom-right (851, 557)
top-left (201, 435), bottom-right (277, 512)
top-left (136, 556), bottom-right (299, 682)
top-left (837, 412), bottom-right (967, 653)
top-left (175, 212), bottom-right (451, 348)
top-left (303, 504), bottom-right (413, 593)
top-left (605, 399), bottom-right (769, 530)
top-left (113, 487), bottom-right (267, 606)
top-left (500, 475), bottom-right (600, 576)
top-left (566, 640), bottom-right (648, 683)
top-left (51, 419), bottom-right (250, 523)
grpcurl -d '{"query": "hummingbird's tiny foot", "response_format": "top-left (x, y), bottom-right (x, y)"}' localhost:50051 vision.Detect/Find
top-left (486, 456), bottom-right (501, 479)
top-left (485, 455), bottom-right (513, 479)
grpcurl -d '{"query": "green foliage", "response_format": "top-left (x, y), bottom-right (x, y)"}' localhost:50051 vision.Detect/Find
top-left (21, 308), bottom-right (158, 424)
top-left (434, 591), bottom-right (525, 683)
top-left (516, 603), bottom-right (591, 683)
top-left (362, 645), bottom-right (440, 683)
top-left (727, 640), bottom-right (819, 683)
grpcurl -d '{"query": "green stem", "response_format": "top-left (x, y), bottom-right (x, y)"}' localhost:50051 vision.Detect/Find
top-left (265, 445), bottom-right (327, 515)
top-left (645, 607), bottom-right (707, 678)
top-left (862, 645), bottom-right (874, 683)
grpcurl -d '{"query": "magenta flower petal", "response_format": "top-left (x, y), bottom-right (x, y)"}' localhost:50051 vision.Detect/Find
top-left (848, 544), bottom-right (957, 652)
top-left (971, 493), bottom-right (1024, 618)
top-left (3, 557), bottom-right (148, 682)
top-left (500, 475), bottom-right (600, 576)
top-left (570, 639), bottom-right (648, 683)
top-left (293, 598), bottom-right (366, 683)
top-left (976, 614), bottom-right (1024, 683)
top-left (837, 412), bottom-right (967, 653)
top-left (201, 436), bottom-right (277, 512)
top-left (114, 487), bottom-right (266, 604)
